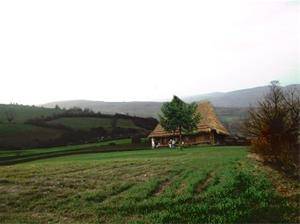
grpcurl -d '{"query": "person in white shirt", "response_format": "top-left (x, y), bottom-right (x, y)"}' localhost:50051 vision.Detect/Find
top-left (172, 139), bottom-right (176, 148)
top-left (168, 139), bottom-right (172, 149)
top-left (151, 138), bottom-right (155, 149)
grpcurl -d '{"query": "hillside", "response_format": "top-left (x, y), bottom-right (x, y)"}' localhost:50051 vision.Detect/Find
top-left (0, 104), bottom-right (157, 150)
top-left (184, 84), bottom-right (300, 107)
top-left (214, 107), bottom-right (248, 136)
top-left (0, 104), bottom-right (61, 123)
top-left (43, 100), bottom-right (163, 118)
top-left (42, 84), bottom-right (300, 117)
top-left (1, 84), bottom-right (298, 149)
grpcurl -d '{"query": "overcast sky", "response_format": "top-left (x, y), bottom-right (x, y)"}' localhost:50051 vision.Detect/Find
top-left (0, 0), bottom-right (299, 105)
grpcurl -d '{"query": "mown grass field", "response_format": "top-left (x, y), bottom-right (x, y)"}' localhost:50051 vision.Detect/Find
top-left (0, 146), bottom-right (298, 223)
top-left (0, 139), bottom-right (133, 165)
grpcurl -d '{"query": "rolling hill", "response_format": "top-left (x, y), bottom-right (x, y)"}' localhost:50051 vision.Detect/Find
top-left (0, 104), bottom-right (157, 150)
top-left (1, 84), bottom-right (298, 149)
top-left (0, 104), bottom-right (60, 123)
top-left (184, 84), bottom-right (300, 106)
top-left (43, 100), bottom-right (163, 118)
top-left (42, 84), bottom-right (299, 118)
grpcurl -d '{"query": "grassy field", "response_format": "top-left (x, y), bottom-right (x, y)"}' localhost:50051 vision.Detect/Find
top-left (0, 123), bottom-right (65, 149)
top-left (0, 139), bottom-right (132, 161)
top-left (0, 123), bottom-right (63, 138)
top-left (0, 104), bottom-right (63, 149)
top-left (0, 104), bottom-right (59, 123)
top-left (0, 104), bottom-right (154, 149)
top-left (0, 146), bottom-right (298, 223)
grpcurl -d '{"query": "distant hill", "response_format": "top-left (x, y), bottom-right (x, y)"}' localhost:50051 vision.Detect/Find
top-left (42, 84), bottom-right (300, 118)
top-left (43, 100), bottom-right (163, 118)
top-left (183, 84), bottom-right (300, 107)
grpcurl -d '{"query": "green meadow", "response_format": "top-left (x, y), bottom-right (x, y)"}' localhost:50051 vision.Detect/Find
top-left (0, 139), bottom-right (132, 164)
top-left (0, 146), bottom-right (298, 223)
top-left (0, 104), bottom-right (151, 150)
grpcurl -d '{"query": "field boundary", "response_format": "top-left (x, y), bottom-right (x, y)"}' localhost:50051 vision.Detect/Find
top-left (0, 144), bottom-right (149, 166)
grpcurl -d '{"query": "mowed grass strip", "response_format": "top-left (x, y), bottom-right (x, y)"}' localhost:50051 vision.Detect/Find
top-left (0, 146), bottom-right (298, 223)
top-left (0, 139), bottom-right (134, 165)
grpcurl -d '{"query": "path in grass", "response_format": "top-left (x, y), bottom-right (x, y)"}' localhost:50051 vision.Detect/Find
top-left (0, 146), bottom-right (298, 223)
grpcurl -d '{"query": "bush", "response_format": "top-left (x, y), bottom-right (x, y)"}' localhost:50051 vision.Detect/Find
top-left (245, 81), bottom-right (300, 175)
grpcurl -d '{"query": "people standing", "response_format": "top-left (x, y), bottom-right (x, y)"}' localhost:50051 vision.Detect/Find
top-left (168, 139), bottom-right (172, 149)
top-left (151, 138), bottom-right (155, 149)
top-left (172, 139), bottom-right (176, 148)
top-left (156, 142), bottom-right (160, 148)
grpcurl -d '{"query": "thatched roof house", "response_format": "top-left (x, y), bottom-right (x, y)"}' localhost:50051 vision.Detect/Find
top-left (148, 101), bottom-right (229, 145)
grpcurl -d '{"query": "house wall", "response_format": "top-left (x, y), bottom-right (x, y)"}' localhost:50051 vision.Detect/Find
top-left (195, 133), bottom-right (211, 144)
top-left (154, 132), bottom-right (213, 146)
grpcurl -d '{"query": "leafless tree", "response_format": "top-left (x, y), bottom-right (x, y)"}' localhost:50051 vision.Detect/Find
top-left (245, 81), bottom-right (300, 173)
top-left (5, 109), bottom-right (16, 123)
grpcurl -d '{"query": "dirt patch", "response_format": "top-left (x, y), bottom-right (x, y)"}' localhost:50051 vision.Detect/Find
top-left (247, 153), bottom-right (264, 162)
top-left (154, 179), bottom-right (172, 196)
top-left (261, 164), bottom-right (299, 198)
top-left (248, 153), bottom-right (299, 198)
top-left (196, 172), bottom-right (214, 193)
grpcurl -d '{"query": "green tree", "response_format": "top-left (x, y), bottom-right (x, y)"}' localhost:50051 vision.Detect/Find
top-left (159, 96), bottom-right (201, 147)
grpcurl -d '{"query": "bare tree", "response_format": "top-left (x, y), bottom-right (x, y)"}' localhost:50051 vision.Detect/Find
top-left (245, 81), bottom-right (300, 173)
top-left (5, 109), bottom-right (16, 123)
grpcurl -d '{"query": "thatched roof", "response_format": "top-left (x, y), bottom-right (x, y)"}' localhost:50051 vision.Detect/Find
top-left (148, 101), bottom-right (229, 137)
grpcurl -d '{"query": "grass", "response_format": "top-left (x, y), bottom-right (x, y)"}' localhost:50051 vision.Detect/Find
top-left (0, 123), bottom-right (64, 149)
top-left (0, 138), bottom-right (133, 165)
top-left (0, 104), bottom-right (147, 149)
top-left (0, 104), bottom-right (59, 123)
top-left (0, 123), bottom-right (37, 135)
top-left (47, 117), bottom-right (139, 131)
top-left (0, 146), bottom-right (298, 223)
top-left (0, 138), bottom-right (131, 157)
top-left (0, 123), bottom-right (62, 137)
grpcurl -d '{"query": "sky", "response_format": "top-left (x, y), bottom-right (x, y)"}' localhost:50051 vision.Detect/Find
top-left (0, 0), bottom-right (299, 105)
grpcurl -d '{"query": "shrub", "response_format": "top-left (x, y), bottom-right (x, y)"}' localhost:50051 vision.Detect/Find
top-left (245, 81), bottom-right (300, 175)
